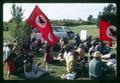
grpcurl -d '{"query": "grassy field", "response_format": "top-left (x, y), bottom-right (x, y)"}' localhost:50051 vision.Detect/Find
top-left (70, 25), bottom-right (99, 38)
top-left (3, 25), bottom-right (115, 80)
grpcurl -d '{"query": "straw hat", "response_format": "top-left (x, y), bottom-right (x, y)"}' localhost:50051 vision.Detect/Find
top-left (93, 51), bottom-right (102, 58)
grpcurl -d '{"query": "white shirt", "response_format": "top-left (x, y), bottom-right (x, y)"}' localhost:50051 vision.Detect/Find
top-left (107, 58), bottom-right (117, 66)
top-left (89, 46), bottom-right (95, 53)
top-left (36, 33), bottom-right (45, 43)
top-left (63, 51), bottom-right (67, 60)
top-left (3, 46), bottom-right (11, 62)
top-left (66, 73), bottom-right (76, 80)
top-left (64, 51), bottom-right (72, 62)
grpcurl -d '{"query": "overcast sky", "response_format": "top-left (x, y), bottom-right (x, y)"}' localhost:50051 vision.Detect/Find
top-left (3, 3), bottom-right (116, 22)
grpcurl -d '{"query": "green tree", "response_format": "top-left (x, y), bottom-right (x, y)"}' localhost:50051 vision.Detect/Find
top-left (9, 4), bottom-right (31, 43)
top-left (87, 15), bottom-right (97, 25)
top-left (3, 22), bottom-right (9, 31)
top-left (102, 3), bottom-right (116, 15)
top-left (98, 3), bottom-right (117, 27)
top-left (87, 15), bottom-right (93, 22)
top-left (11, 4), bottom-right (24, 23)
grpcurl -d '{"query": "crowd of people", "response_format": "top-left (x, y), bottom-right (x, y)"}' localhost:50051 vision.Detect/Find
top-left (3, 32), bottom-right (117, 80)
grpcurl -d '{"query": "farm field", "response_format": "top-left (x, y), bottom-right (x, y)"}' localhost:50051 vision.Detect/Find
top-left (70, 25), bottom-right (99, 38)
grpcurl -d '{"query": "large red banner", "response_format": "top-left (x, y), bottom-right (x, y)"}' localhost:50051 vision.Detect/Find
top-left (27, 5), bottom-right (57, 46)
top-left (99, 19), bottom-right (116, 41)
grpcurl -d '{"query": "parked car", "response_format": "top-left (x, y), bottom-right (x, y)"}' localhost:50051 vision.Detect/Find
top-left (61, 26), bottom-right (76, 39)
top-left (52, 26), bottom-right (76, 40)
top-left (52, 26), bottom-right (69, 40)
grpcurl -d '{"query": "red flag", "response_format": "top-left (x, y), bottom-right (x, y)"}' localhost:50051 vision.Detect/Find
top-left (27, 5), bottom-right (57, 46)
top-left (99, 19), bottom-right (116, 41)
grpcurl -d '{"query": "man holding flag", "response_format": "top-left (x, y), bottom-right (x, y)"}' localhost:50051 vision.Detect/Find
top-left (27, 5), bottom-right (57, 47)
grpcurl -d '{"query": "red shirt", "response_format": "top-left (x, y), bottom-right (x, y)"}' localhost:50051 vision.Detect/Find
top-left (6, 59), bottom-right (15, 74)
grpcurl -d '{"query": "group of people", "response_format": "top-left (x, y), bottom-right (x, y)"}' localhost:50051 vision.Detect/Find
top-left (57, 34), bottom-right (117, 80)
top-left (3, 32), bottom-right (117, 80)
top-left (3, 41), bottom-right (48, 79)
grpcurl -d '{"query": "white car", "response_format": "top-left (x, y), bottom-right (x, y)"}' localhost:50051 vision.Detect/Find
top-left (52, 26), bottom-right (69, 39)
top-left (52, 26), bottom-right (76, 40)
top-left (61, 26), bottom-right (76, 39)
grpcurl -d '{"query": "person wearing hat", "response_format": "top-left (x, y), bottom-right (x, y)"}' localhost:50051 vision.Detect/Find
top-left (89, 51), bottom-right (110, 80)
top-left (3, 42), bottom-right (17, 79)
top-left (3, 42), bottom-right (13, 63)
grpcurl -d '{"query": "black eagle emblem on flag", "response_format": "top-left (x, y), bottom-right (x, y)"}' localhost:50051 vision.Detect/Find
top-left (109, 28), bottom-right (116, 38)
top-left (38, 16), bottom-right (45, 25)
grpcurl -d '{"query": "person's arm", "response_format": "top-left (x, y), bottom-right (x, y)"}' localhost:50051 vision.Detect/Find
top-left (101, 54), bottom-right (110, 60)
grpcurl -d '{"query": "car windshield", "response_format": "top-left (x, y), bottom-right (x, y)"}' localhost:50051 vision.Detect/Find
top-left (53, 28), bottom-right (58, 32)
top-left (53, 26), bottom-right (64, 32)
top-left (64, 27), bottom-right (72, 32)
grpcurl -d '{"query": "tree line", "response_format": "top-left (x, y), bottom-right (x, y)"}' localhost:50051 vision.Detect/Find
top-left (3, 3), bottom-right (117, 43)
top-left (4, 17), bottom-right (97, 31)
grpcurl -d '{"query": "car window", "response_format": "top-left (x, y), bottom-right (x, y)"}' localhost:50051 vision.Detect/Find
top-left (64, 27), bottom-right (72, 32)
top-left (53, 26), bottom-right (64, 32)
top-left (53, 28), bottom-right (58, 32)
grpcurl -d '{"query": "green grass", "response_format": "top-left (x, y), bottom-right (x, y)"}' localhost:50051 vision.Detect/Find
top-left (3, 53), bottom-right (68, 80)
top-left (70, 25), bottom-right (99, 38)
top-left (3, 31), bottom-right (13, 42)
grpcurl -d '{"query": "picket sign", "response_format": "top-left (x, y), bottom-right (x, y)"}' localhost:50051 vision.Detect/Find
top-left (80, 30), bottom-right (87, 41)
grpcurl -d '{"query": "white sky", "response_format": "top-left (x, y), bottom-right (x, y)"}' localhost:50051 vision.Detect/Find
top-left (3, 3), bottom-right (115, 22)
